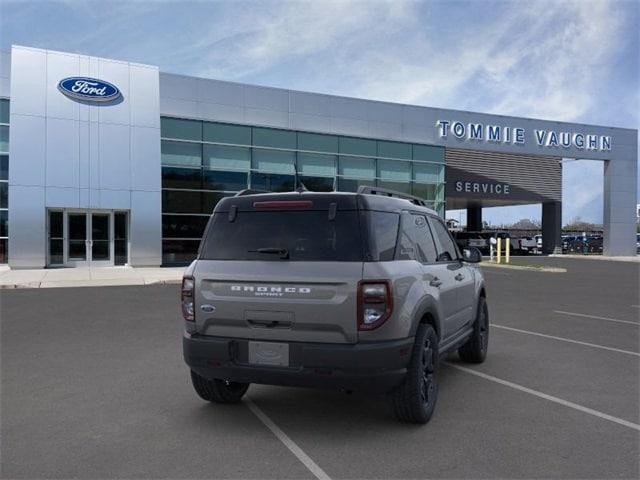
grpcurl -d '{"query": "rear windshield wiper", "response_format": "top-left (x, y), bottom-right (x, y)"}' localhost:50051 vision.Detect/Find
top-left (248, 247), bottom-right (290, 259)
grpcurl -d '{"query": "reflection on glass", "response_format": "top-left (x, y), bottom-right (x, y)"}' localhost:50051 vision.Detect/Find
top-left (91, 214), bottom-right (110, 261)
top-left (68, 214), bottom-right (86, 260)
top-left (115, 212), bottom-right (128, 265)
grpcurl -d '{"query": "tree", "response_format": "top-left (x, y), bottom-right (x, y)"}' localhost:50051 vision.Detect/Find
top-left (510, 218), bottom-right (541, 230)
top-left (563, 216), bottom-right (601, 232)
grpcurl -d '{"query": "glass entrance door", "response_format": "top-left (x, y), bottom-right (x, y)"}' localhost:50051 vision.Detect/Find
top-left (67, 212), bottom-right (88, 266)
top-left (90, 213), bottom-right (112, 266)
top-left (49, 210), bottom-right (129, 267)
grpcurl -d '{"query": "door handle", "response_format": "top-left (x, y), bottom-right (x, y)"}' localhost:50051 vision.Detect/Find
top-left (455, 273), bottom-right (465, 281)
top-left (429, 277), bottom-right (442, 287)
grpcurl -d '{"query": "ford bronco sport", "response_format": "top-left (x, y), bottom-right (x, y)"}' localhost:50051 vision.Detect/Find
top-left (182, 187), bottom-right (488, 423)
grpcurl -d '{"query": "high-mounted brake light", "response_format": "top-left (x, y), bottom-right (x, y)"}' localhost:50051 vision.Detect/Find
top-left (181, 276), bottom-right (195, 322)
top-left (357, 280), bottom-right (393, 331)
top-left (253, 200), bottom-right (313, 209)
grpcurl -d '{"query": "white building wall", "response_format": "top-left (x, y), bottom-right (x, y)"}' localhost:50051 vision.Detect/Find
top-left (8, 46), bottom-right (161, 268)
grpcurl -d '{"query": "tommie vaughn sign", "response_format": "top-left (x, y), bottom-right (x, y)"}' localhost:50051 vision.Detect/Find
top-left (58, 77), bottom-right (121, 102)
top-left (436, 120), bottom-right (612, 152)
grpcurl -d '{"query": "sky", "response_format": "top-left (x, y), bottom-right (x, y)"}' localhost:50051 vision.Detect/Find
top-left (1, 0), bottom-right (638, 226)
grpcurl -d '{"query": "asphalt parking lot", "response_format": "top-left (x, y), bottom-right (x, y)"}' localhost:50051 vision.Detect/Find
top-left (1, 257), bottom-right (639, 479)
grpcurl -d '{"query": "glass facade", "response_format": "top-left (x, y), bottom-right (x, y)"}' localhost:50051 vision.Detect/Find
top-left (0, 99), bottom-right (8, 264)
top-left (160, 116), bottom-right (445, 265)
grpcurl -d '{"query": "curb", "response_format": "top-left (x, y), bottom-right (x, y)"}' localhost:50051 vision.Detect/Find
top-left (0, 278), bottom-right (183, 289)
top-left (480, 262), bottom-right (567, 273)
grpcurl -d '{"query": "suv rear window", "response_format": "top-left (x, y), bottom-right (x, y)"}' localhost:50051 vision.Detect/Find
top-left (200, 211), bottom-right (363, 261)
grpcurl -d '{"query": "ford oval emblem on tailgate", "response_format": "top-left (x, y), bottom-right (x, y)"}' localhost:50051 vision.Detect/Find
top-left (200, 304), bottom-right (216, 313)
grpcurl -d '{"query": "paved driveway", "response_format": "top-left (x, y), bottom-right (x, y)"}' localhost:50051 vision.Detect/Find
top-left (1, 257), bottom-right (638, 479)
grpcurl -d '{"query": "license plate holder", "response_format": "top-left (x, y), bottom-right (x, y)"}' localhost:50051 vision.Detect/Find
top-left (248, 341), bottom-right (290, 367)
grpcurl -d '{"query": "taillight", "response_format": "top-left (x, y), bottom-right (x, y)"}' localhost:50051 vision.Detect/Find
top-left (357, 280), bottom-right (393, 331)
top-left (181, 277), bottom-right (195, 321)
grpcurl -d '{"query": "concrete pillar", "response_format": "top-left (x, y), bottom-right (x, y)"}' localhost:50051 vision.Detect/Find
top-left (603, 157), bottom-right (637, 256)
top-left (467, 206), bottom-right (482, 232)
top-left (542, 201), bottom-right (562, 254)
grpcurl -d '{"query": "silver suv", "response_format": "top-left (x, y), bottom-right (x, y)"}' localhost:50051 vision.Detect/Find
top-left (182, 188), bottom-right (488, 423)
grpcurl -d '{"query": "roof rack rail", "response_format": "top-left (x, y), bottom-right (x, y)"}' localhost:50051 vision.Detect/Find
top-left (234, 189), bottom-right (270, 197)
top-left (356, 186), bottom-right (428, 207)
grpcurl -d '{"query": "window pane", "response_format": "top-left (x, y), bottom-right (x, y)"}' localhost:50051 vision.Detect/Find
top-left (413, 163), bottom-right (443, 183)
top-left (364, 211), bottom-right (399, 261)
top-left (202, 170), bottom-right (247, 191)
top-left (161, 141), bottom-right (201, 167)
top-left (203, 122), bottom-right (250, 145)
top-left (250, 172), bottom-right (295, 192)
top-left (413, 144), bottom-right (445, 163)
top-left (0, 155), bottom-right (7, 180)
top-left (202, 192), bottom-right (233, 214)
top-left (298, 176), bottom-right (334, 192)
top-left (338, 156), bottom-right (375, 179)
top-left (252, 149), bottom-right (295, 174)
top-left (339, 137), bottom-right (376, 156)
top-left (114, 212), bottom-right (128, 265)
top-left (377, 180), bottom-right (411, 194)
top-left (162, 239), bottom-right (201, 265)
top-left (378, 160), bottom-right (411, 181)
top-left (49, 239), bottom-right (63, 265)
top-left (114, 240), bottom-right (128, 265)
top-left (297, 132), bottom-right (338, 153)
top-left (162, 190), bottom-right (201, 214)
top-left (201, 211), bottom-right (363, 262)
top-left (0, 238), bottom-right (6, 263)
top-left (337, 178), bottom-right (375, 192)
top-left (48, 211), bottom-right (63, 238)
top-left (429, 217), bottom-right (459, 261)
top-left (203, 144), bottom-right (250, 170)
top-left (114, 213), bottom-right (127, 240)
top-left (297, 153), bottom-right (336, 177)
top-left (411, 215), bottom-right (438, 263)
top-left (0, 182), bottom-right (7, 208)
top-left (161, 117), bottom-right (201, 141)
top-left (412, 182), bottom-right (443, 201)
top-left (0, 126), bottom-right (8, 154)
top-left (378, 141), bottom-right (411, 159)
top-left (162, 167), bottom-right (202, 189)
top-left (0, 210), bottom-right (7, 237)
top-left (0, 99), bottom-right (9, 124)
top-left (252, 127), bottom-right (296, 149)
top-left (162, 214), bottom-right (209, 238)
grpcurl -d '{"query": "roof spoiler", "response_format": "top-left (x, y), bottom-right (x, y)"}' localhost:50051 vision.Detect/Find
top-left (357, 186), bottom-right (428, 207)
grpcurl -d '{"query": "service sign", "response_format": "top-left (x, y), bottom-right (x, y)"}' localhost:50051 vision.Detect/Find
top-left (58, 77), bottom-right (121, 102)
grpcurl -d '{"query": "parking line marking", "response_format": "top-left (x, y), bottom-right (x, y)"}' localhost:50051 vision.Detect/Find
top-left (554, 310), bottom-right (639, 326)
top-left (446, 364), bottom-right (640, 432)
top-left (246, 397), bottom-right (331, 480)
top-left (491, 324), bottom-right (640, 357)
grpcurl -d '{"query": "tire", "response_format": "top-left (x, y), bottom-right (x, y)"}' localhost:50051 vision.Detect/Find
top-left (458, 296), bottom-right (489, 363)
top-left (190, 370), bottom-right (249, 404)
top-left (388, 324), bottom-right (439, 424)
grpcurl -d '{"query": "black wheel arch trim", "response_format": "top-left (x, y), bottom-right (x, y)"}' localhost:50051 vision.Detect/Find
top-left (409, 295), bottom-right (443, 340)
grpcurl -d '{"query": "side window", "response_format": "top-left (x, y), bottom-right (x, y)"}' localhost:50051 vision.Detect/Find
top-left (396, 213), bottom-right (438, 263)
top-left (366, 211), bottom-right (399, 261)
top-left (428, 217), bottom-right (459, 262)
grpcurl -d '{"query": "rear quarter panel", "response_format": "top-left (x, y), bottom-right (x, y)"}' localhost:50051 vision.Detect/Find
top-left (360, 261), bottom-right (440, 342)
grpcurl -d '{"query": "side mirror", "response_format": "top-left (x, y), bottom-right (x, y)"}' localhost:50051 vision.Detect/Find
top-left (462, 247), bottom-right (482, 263)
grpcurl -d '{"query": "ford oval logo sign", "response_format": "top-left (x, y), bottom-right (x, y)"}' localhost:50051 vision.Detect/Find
top-left (58, 77), bottom-right (121, 102)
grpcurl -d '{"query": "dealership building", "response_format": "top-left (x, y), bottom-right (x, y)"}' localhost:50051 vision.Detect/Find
top-left (0, 45), bottom-right (637, 268)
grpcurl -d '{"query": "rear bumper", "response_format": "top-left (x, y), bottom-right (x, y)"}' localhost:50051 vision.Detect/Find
top-left (183, 333), bottom-right (414, 393)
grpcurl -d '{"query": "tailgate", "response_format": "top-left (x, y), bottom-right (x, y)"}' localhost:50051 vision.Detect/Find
top-left (194, 260), bottom-right (362, 344)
